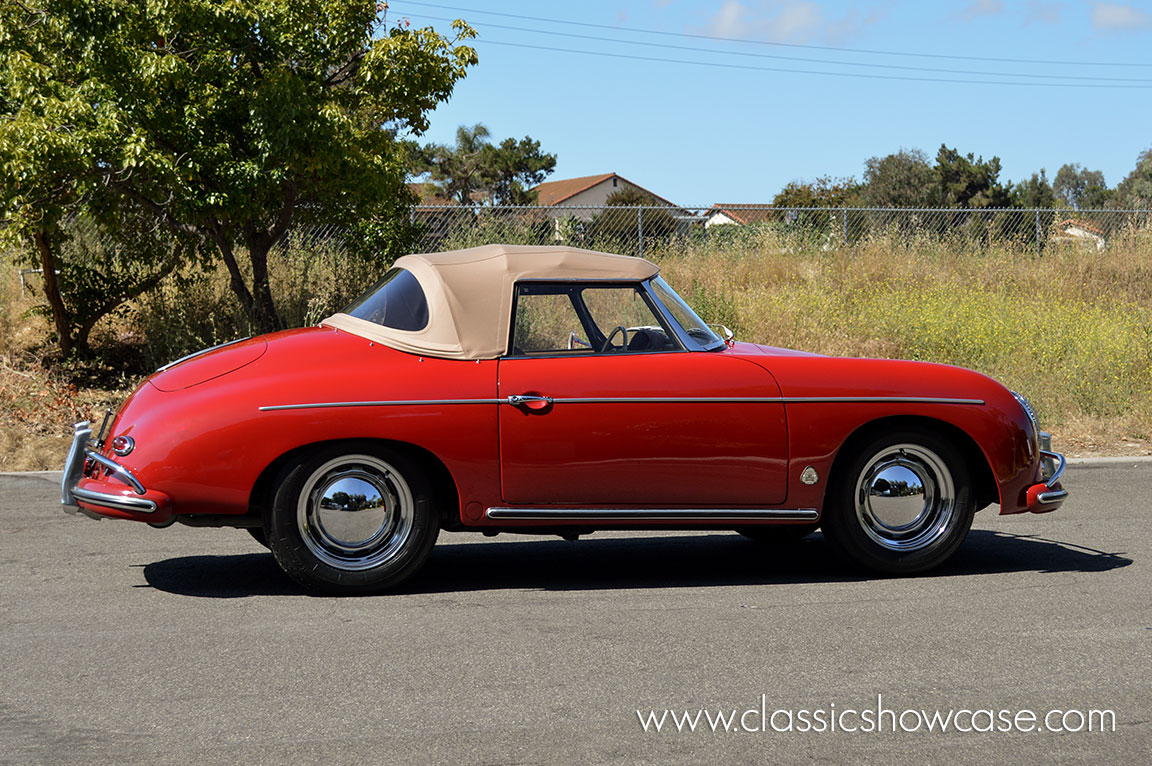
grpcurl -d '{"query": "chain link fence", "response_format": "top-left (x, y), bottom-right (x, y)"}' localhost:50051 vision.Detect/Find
top-left (9, 206), bottom-right (1152, 297)
top-left (407, 205), bottom-right (1152, 258)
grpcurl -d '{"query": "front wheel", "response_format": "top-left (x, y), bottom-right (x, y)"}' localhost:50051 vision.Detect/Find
top-left (822, 430), bottom-right (975, 574)
top-left (264, 444), bottom-right (439, 594)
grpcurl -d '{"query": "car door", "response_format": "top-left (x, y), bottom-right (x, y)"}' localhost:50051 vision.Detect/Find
top-left (497, 282), bottom-right (788, 506)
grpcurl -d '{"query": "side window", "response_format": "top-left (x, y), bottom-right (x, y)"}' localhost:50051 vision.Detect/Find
top-left (512, 290), bottom-right (586, 354)
top-left (510, 283), bottom-right (679, 356)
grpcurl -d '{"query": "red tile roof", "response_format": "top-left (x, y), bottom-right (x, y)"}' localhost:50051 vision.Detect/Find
top-left (533, 173), bottom-right (617, 206)
top-left (707, 204), bottom-right (777, 225)
top-left (533, 173), bottom-right (681, 208)
top-left (1057, 218), bottom-right (1104, 236)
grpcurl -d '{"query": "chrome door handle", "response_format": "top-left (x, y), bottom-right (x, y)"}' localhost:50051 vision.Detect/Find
top-left (507, 394), bottom-right (553, 407)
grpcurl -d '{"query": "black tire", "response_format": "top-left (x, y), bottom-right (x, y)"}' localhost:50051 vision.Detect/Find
top-left (246, 527), bottom-right (270, 549)
top-left (264, 443), bottom-right (439, 595)
top-left (821, 429), bottom-right (976, 575)
top-left (736, 523), bottom-right (819, 544)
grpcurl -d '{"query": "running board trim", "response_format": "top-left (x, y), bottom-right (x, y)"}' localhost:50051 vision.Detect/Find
top-left (484, 507), bottom-right (819, 521)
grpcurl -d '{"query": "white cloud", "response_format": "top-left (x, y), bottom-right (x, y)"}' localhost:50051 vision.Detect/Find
top-left (1023, 1), bottom-right (1062, 25)
top-left (955, 0), bottom-right (1005, 22)
top-left (1092, 2), bottom-right (1152, 31)
top-left (705, 1), bottom-right (885, 44)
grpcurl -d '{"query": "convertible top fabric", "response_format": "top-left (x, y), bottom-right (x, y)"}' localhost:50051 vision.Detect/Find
top-left (322, 244), bottom-right (659, 360)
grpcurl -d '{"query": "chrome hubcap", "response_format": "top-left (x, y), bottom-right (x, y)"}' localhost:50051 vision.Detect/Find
top-left (297, 455), bottom-right (414, 571)
top-left (854, 444), bottom-right (955, 552)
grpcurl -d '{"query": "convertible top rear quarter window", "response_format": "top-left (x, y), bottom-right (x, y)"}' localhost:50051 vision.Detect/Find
top-left (344, 268), bottom-right (429, 332)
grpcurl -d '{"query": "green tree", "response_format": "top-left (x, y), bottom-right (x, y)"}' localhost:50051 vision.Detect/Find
top-left (485, 136), bottom-right (557, 205)
top-left (590, 187), bottom-right (678, 247)
top-left (771, 176), bottom-right (861, 208)
top-left (2, 1), bottom-right (477, 341)
top-left (0, 2), bottom-right (199, 356)
top-left (1012, 169), bottom-right (1056, 209)
top-left (417, 123), bottom-right (556, 205)
top-left (934, 145), bottom-right (1012, 208)
top-left (1053, 163), bottom-right (1110, 209)
top-left (861, 149), bottom-right (939, 208)
top-left (416, 123), bottom-right (492, 205)
top-left (1114, 148), bottom-right (1152, 209)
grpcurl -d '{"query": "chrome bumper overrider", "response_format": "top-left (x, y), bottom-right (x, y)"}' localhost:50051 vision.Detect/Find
top-left (1036, 432), bottom-right (1068, 505)
top-left (61, 421), bottom-right (157, 514)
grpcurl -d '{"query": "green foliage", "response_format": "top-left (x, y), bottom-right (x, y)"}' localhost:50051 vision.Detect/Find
top-left (1115, 148), bottom-right (1152, 209)
top-left (1053, 163), bottom-right (1111, 209)
top-left (934, 144), bottom-right (1012, 208)
top-left (1, 0), bottom-right (477, 338)
top-left (588, 187), bottom-right (679, 250)
top-left (772, 176), bottom-right (862, 208)
top-left (861, 149), bottom-right (937, 208)
top-left (416, 123), bottom-right (557, 205)
top-left (681, 280), bottom-right (740, 335)
top-left (1012, 169), bottom-right (1056, 209)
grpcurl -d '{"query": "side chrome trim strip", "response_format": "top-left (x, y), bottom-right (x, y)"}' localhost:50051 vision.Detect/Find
top-left (551, 396), bottom-right (984, 405)
top-left (485, 508), bottom-right (820, 521)
top-left (260, 396), bottom-right (984, 411)
top-left (72, 487), bottom-right (158, 513)
top-left (259, 398), bottom-right (507, 412)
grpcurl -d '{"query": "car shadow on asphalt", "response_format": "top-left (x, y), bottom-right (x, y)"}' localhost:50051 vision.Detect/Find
top-left (138, 529), bottom-right (1133, 598)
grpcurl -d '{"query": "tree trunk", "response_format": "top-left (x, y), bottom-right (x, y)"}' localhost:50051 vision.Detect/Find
top-left (248, 241), bottom-right (282, 334)
top-left (213, 233), bottom-right (259, 327)
top-left (33, 230), bottom-right (75, 358)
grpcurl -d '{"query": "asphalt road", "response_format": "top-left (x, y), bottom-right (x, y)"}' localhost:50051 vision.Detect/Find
top-left (1, 462), bottom-right (1149, 765)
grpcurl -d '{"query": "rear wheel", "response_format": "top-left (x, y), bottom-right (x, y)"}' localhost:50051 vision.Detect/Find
top-left (246, 527), bottom-right (269, 549)
top-left (822, 430), bottom-right (975, 574)
top-left (264, 443), bottom-right (439, 594)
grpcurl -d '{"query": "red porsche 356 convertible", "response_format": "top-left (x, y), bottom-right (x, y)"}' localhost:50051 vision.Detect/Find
top-left (62, 244), bottom-right (1066, 593)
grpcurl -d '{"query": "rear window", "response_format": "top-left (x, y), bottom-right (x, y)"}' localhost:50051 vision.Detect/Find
top-left (343, 268), bottom-right (429, 331)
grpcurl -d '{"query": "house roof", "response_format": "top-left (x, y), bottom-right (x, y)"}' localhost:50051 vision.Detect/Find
top-left (533, 172), bottom-right (681, 209)
top-left (707, 204), bottom-right (777, 225)
top-left (1056, 218), bottom-right (1104, 236)
top-left (323, 244), bottom-right (659, 360)
top-left (534, 173), bottom-right (616, 205)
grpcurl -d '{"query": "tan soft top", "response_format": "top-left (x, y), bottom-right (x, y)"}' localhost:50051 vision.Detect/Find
top-left (322, 244), bottom-right (659, 360)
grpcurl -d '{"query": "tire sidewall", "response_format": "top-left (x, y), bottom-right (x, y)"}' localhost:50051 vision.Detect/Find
top-left (824, 429), bottom-right (975, 574)
top-left (264, 442), bottom-right (439, 594)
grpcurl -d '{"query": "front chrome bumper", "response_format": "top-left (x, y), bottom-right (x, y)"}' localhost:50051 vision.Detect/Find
top-left (1022, 431), bottom-right (1068, 512)
top-left (1036, 432), bottom-right (1068, 505)
top-left (62, 422), bottom-right (157, 514)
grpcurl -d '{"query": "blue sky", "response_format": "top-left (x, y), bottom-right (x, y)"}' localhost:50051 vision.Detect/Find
top-left (393, 1), bottom-right (1152, 206)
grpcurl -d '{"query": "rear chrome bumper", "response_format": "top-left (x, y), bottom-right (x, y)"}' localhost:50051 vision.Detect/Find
top-left (61, 422), bottom-right (157, 515)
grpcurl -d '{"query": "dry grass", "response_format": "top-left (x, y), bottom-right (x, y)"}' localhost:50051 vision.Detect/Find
top-left (2, 227), bottom-right (1150, 472)
top-left (0, 271), bottom-right (137, 471)
top-left (650, 228), bottom-right (1152, 456)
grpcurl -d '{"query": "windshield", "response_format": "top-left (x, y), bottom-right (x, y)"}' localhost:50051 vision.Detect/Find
top-left (650, 277), bottom-right (724, 350)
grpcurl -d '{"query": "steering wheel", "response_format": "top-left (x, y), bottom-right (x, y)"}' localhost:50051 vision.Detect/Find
top-left (600, 325), bottom-right (629, 353)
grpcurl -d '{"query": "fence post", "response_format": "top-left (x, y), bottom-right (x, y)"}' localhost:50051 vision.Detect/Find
top-left (637, 206), bottom-right (643, 259)
top-left (1035, 209), bottom-right (1041, 257)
